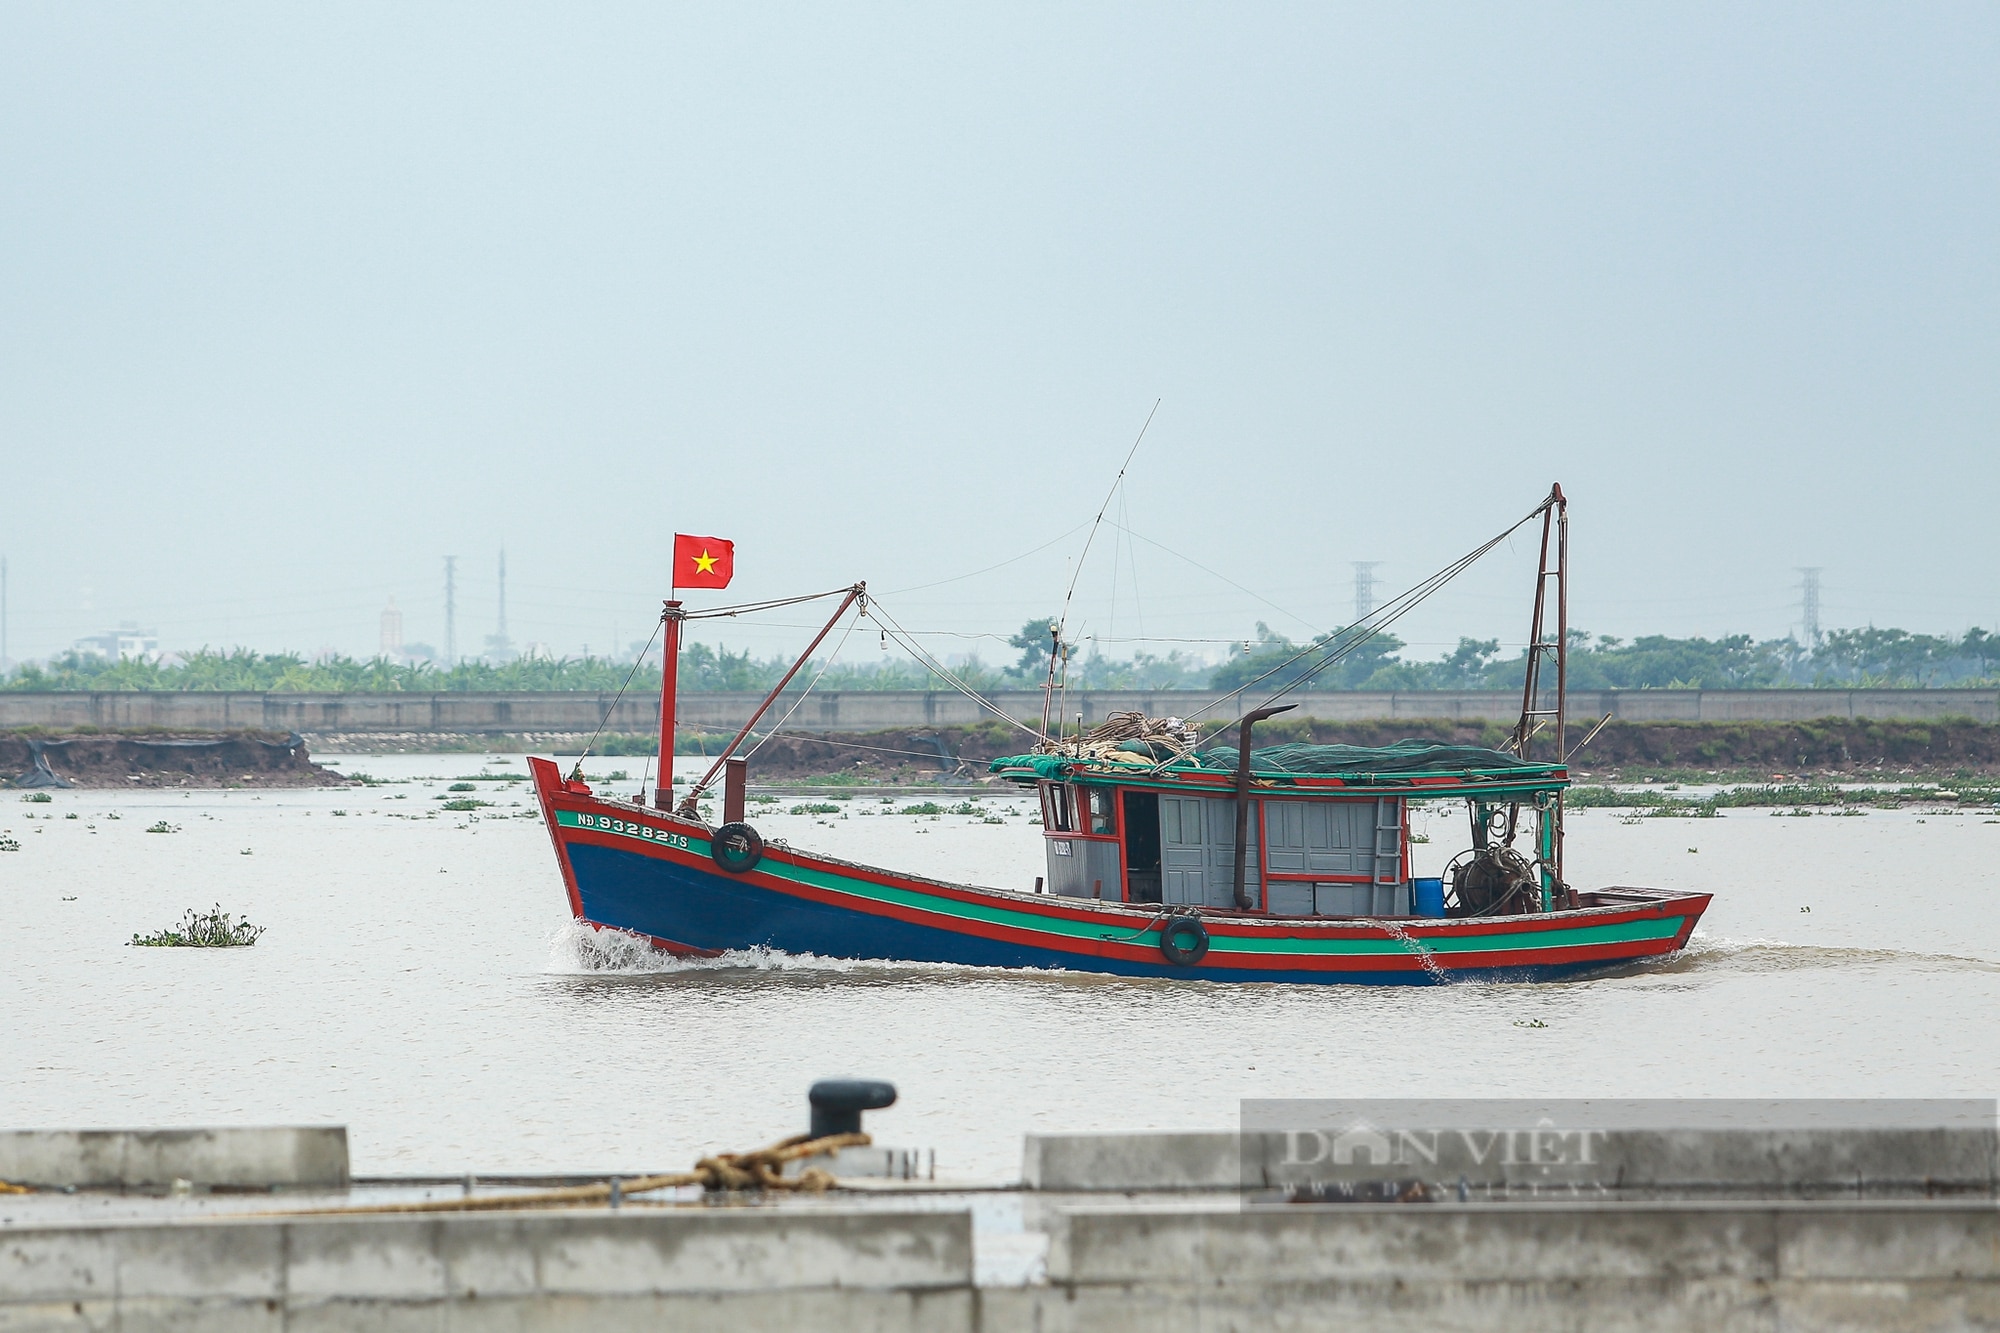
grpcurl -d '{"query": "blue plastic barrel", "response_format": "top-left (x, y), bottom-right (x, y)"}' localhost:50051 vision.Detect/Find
top-left (1412, 877), bottom-right (1446, 918)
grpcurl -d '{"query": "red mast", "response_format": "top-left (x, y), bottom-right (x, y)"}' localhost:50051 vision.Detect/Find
top-left (653, 600), bottom-right (684, 811)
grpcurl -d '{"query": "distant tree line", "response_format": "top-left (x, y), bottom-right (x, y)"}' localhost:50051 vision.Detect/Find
top-left (3, 624), bottom-right (1997, 693)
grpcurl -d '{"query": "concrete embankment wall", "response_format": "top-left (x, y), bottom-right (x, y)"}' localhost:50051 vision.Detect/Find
top-left (1015, 1200), bottom-right (2000, 1333)
top-left (3, 687), bottom-right (1995, 735)
top-left (9, 1202), bottom-right (1997, 1331)
top-left (7, 1126), bottom-right (1999, 1331)
top-left (0, 1208), bottom-right (972, 1332)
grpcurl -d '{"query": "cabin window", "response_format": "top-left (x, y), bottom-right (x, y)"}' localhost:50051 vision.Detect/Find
top-left (1086, 787), bottom-right (1115, 836)
top-left (1043, 783), bottom-right (1076, 832)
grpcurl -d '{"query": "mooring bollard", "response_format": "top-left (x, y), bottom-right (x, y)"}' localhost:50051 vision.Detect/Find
top-left (808, 1080), bottom-right (897, 1139)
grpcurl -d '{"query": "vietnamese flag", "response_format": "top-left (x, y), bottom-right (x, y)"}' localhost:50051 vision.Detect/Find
top-left (673, 534), bottom-right (735, 590)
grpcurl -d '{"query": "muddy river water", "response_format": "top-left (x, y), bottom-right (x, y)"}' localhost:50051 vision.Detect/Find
top-left (4, 754), bottom-right (1997, 1181)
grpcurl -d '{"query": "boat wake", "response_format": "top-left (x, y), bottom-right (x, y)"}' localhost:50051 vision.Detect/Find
top-left (542, 919), bottom-right (975, 979)
top-left (1617, 931), bottom-right (2000, 979)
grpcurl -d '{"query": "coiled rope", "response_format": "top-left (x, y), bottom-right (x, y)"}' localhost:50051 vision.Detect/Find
top-left (254, 1131), bottom-right (873, 1216)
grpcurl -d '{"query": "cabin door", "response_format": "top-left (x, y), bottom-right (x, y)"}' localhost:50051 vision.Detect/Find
top-left (1121, 790), bottom-right (1162, 904)
top-left (1159, 794), bottom-right (1258, 909)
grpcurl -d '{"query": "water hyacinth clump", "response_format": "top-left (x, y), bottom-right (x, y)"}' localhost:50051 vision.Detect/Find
top-left (130, 905), bottom-right (266, 948)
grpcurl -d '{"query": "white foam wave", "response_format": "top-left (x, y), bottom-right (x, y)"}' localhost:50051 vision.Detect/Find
top-left (542, 919), bottom-right (965, 977)
top-left (1647, 930), bottom-right (2000, 976)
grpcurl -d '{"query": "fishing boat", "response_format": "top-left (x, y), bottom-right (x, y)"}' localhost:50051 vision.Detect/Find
top-left (529, 489), bottom-right (1710, 983)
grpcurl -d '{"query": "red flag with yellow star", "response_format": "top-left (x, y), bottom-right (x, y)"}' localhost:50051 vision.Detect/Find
top-left (672, 534), bottom-right (735, 590)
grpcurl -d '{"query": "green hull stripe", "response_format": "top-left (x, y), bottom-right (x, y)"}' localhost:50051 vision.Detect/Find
top-left (556, 810), bottom-right (1687, 960)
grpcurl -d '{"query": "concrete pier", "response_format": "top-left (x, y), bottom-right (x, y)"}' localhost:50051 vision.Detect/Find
top-left (5, 1125), bottom-right (1997, 1330)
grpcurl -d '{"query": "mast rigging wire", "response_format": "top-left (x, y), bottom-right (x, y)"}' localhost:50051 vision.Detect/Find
top-left (1046, 399), bottom-right (1161, 737)
top-left (681, 586), bottom-right (857, 621)
top-left (742, 613), bottom-right (864, 763)
top-left (565, 617), bottom-right (666, 783)
top-left (864, 596), bottom-right (1044, 739)
top-left (1144, 495), bottom-right (1558, 772)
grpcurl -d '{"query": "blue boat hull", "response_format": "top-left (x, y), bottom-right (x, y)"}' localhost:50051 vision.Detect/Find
top-left (569, 841), bottom-right (1622, 986)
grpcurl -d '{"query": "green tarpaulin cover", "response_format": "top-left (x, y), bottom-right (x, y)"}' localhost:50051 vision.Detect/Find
top-left (990, 740), bottom-right (1562, 783)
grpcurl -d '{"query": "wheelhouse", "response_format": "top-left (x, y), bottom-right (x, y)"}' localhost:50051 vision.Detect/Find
top-left (992, 742), bottom-right (1571, 920)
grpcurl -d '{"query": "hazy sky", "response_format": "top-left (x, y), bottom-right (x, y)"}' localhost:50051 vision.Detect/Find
top-left (3, 3), bottom-right (1995, 668)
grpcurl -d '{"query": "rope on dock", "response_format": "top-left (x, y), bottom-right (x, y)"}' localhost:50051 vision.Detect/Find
top-left (252, 1131), bottom-right (874, 1216)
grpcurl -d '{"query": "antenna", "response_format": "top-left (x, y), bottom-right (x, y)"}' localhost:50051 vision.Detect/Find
top-left (1351, 561), bottom-right (1382, 624)
top-left (1797, 567), bottom-right (1822, 646)
top-left (444, 556), bottom-right (458, 667)
top-left (1046, 399), bottom-right (1160, 737)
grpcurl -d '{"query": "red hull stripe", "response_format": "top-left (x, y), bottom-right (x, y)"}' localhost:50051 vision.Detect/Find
top-left (547, 812), bottom-right (1704, 972)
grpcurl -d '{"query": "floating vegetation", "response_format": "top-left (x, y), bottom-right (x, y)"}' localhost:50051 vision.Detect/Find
top-left (0, 837), bottom-right (19, 852)
top-left (790, 803), bottom-right (843, 815)
top-left (945, 801), bottom-right (984, 816)
top-left (900, 802), bottom-right (947, 816)
top-left (1644, 801), bottom-right (1719, 818)
top-left (130, 905), bottom-right (265, 948)
top-left (1570, 781), bottom-right (2000, 813)
top-left (1513, 1019), bottom-right (1548, 1029)
top-left (21, 792), bottom-right (52, 803)
top-left (447, 782), bottom-right (478, 792)
top-left (440, 798), bottom-right (489, 811)
top-left (144, 820), bottom-right (179, 834)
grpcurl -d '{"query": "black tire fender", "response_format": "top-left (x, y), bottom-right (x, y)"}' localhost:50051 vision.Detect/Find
top-left (710, 822), bottom-right (765, 874)
top-left (1159, 915), bottom-right (1209, 966)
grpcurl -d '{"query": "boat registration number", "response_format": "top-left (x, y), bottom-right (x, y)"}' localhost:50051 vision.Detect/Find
top-left (567, 811), bottom-right (692, 850)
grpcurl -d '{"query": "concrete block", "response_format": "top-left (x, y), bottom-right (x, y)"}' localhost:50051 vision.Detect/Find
top-left (0, 1230), bottom-right (118, 1301)
top-left (74, 1298), bottom-right (283, 1333)
top-left (1031, 1126), bottom-right (2000, 1195)
top-left (111, 1223), bottom-right (284, 1299)
top-left (1024, 1132), bottom-right (1239, 1191)
top-left (0, 1299), bottom-right (122, 1332)
top-left (1, 1208), bottom-right (974, 1327)
top-left (0, 1128), bottom-right (349, 1190)
top-left (1775, 1205), bottom-right (2000, 1280)
top-left (286, 1219), bottom-right (450, 1300)
top-left (1772, 1280), bottom-right (2000, 1333)
top-left (1004, 1276), bottom-right (1782, 1333)
top-left (1048, 1205), bottom-right (1782, 1286)
top-left (1591, 1128), bottom-right (1998, 1193)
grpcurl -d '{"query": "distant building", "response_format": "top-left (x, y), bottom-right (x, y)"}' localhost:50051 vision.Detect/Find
top-left (73, 623), bottom-right (158, 661)
top-left (380, 596), bottom-right (405, 657)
